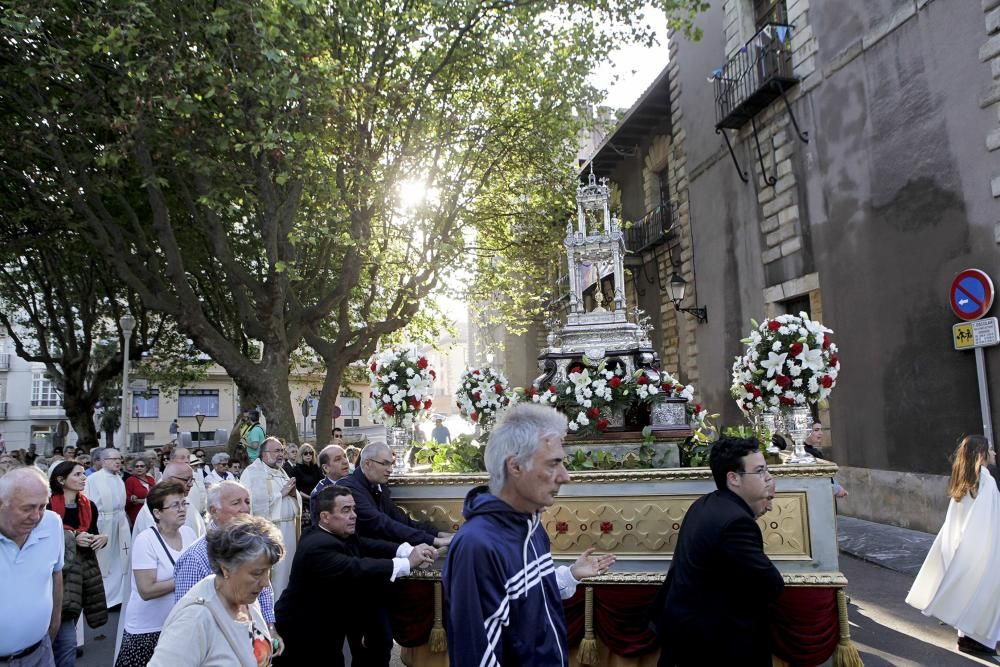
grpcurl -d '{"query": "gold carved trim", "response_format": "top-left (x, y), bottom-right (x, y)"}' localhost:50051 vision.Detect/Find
top-left (392, 463), bottom-right (838, 486)
top-left (404, 569), bottom-right (848, 587)
top-left (397, 491), bottom-right (811, 559)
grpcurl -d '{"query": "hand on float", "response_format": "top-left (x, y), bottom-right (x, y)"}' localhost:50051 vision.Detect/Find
top-left (433, 532), bottom-right (453, 548)
top-left (570, 548), bottom-right (616, 580)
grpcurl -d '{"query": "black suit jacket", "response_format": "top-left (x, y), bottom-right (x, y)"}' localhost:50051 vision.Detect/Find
top-left (274, 526), bottom-right (399, 662)
top-left (653, 488), bottom-right (784, 666)
top-left (337, 467), bottom-right (438, 544)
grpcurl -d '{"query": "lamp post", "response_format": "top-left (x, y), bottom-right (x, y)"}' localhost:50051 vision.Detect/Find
top-left (119, 311), bottom-right (136, 451)
top-left (666, 272), bottom-right (708, 323)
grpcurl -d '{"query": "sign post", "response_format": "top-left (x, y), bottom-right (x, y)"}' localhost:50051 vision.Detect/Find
top-left (950, 269), bottom-right (996, 445)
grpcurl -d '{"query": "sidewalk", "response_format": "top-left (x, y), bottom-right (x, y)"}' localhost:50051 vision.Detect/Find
top-left (837, 515), bottom-right (936, 576)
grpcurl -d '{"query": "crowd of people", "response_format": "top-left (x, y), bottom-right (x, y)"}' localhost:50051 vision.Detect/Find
top-left (3, 405), bottom-right (993, 667)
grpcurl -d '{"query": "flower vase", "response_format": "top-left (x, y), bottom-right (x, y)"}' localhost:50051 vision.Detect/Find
top-left (783, 405), bottom-right (816, 464)
top-left (760, 410), bottom-right (783, 453)
top-left (386, 425), bottom-right (412, 474)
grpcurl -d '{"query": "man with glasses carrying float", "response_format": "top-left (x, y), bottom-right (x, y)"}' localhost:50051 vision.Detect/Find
top-left (337, 442), bottom-right (454, 548)
top-left (241, 437), bottom-right (301, 598)
top-left (651, 436), bottom-right (784, 666)
top-left (83, 447), bottom-right (132, 607)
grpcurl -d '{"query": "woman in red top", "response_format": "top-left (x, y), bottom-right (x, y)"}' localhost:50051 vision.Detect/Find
top-left (125, 459), bottom-right (155, 528)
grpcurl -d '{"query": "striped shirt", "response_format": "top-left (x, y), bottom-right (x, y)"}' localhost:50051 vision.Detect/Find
top-left (173, 533), bottom-right (275, 624)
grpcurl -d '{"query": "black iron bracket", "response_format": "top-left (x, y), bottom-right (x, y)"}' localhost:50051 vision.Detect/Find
top-left (751, 116), bottom-right (778, 187)
top-left (673, 302), bottom-right (709, 323)
top-left (717, 127), bottom-right (749, 183)
top-left (775, 82), bottom-right (810, 143)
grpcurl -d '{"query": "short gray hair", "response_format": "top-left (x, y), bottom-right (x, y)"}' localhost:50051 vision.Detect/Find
top-left (484, 403), bottom-right (567, 495)
top-left (360, 442), bottom-right (390, 464)
top-left (0, 466), bottom-right (50, 503)
top-left (207, 514), bottom-right (284, 576)
top-left (93, 447), bottom-right (118, 463)
top-left (211, 452), bottom-right (230, 466)
top-left (207, 480), bottom-right (247, 511)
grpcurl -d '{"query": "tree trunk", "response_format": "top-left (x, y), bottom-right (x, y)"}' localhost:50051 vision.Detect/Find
top-left (66, 405), bottom-right (100, 453)
top-left (60, 385), bottom-right (100, 453)
top-left (253, 348), bottom-right (299, 444)
top-left (315, 358), bottom-right (348, 447)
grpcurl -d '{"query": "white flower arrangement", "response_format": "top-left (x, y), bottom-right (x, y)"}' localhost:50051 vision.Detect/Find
top-left (368, 347), bottom-right (436, 428)
top-left (455, 367), bottom-right (515, 429)
top-left (731, 312), bottom-right (841, 415)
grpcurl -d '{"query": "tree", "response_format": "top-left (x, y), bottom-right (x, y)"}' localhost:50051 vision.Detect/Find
top-left (0, 0), bottom-right (707, 442)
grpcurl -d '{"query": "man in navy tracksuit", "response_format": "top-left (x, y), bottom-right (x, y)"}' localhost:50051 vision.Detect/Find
top-left (443, 404), bottom-right (616, 667)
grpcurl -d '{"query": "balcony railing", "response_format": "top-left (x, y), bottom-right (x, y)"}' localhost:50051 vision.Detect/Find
top-left (715, 22), bottom-right (798, 130)
top-left (625, 203), bottom-right (676, 254)
top-left (0, 353), bottom-right (9, 370)
top-left (0, 402), bottom-right (6, 419)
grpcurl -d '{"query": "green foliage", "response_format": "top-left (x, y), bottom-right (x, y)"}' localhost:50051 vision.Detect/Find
top-left (0, 0), bottom-right (710, 441)
top-left (564, 442), bottom-right (659, 471)
top-left (413, 434), bottom-right (486, 473)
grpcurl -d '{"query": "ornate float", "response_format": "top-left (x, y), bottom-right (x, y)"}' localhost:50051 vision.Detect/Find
top-left (385, 176), bottom-right (854, 667)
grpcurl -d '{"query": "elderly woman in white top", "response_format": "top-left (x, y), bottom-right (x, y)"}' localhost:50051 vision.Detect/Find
top-left (149, 515), bottom-right (285, 667)
top-left (115, 480), bottom-right (197, 666)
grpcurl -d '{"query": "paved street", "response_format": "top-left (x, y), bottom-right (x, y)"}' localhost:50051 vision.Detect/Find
top-left (841, 554), bottom-right (997, 666)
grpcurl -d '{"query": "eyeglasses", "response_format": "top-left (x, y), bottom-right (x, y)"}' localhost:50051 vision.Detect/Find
top-left (160, 501), bottom-right (190, 511)
top-left (370, 458), bottom-right (393, 467)
top-left (104, 457), bottom-right (123, 462)
top-left (737, 466), bottom-right (772, 480)
top-left (134, 464), bottom-right (147, 468)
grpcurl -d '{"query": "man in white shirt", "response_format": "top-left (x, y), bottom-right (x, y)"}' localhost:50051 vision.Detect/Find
top-left (83, 447), bottom-right (131, 606)
top-left (241, 437), bottom-right (300, 597)
top-left (0, 467), bottom-right (64, 665)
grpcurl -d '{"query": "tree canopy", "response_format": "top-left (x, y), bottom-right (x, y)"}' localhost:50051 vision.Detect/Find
top-left (0, 0), bottom-right (706, 442)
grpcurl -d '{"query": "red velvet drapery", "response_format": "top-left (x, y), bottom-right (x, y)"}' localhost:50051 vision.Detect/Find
top-left (391, 581), bottom-right (839, 666)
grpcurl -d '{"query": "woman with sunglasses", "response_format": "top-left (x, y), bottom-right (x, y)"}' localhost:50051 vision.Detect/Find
top-left (124, 458), bottom-right (155, 529)
top-left (116, 480), bottom-right (197, 667)
top-left (291, 444), bottom-right (322, 528)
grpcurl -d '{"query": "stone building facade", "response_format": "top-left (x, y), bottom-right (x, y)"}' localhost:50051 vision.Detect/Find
top-left (576, 0), bottom-right (1000, 533)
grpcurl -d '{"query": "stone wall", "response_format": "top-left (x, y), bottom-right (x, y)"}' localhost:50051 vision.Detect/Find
top-left (836, 465), bottom-right (949, 534)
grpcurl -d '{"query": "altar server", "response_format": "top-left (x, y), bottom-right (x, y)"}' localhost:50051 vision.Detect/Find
top-left (907, 435), bottom-right (1000, 657)
top-left (84, 447), bottom-right (131, 606)
top-left (241, 437), bottom-right (300, 598)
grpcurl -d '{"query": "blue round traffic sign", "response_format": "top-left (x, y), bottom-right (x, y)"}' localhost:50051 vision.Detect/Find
top-left (950, 269), bottom-right (994, 321)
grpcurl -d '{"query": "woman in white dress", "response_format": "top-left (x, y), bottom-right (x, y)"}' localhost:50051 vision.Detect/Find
top-left (906, 434), bottom-right (1000, 657)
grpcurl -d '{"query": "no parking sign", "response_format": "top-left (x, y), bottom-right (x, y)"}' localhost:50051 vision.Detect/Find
top-left (950, 268), bottom-right (996, 446)
top-left (950, 269), bottom-right (994, 321)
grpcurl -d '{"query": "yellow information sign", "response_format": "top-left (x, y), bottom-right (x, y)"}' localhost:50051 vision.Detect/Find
top-left (953, 317), bottom-right (1000, 350)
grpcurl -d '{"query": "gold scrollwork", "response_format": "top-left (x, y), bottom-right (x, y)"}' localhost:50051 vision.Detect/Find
top-left (398, 492), bottom-right (810, 559)
top-left (404, 569), bottom-right (848, 587)
top-left (392, 463), bottom-right (838, 487)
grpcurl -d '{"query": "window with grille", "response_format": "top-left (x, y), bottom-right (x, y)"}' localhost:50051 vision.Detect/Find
top-left (754, 0), bottom-right (787, 29)
top-left (31, 372), bottom-right (62, 407)
top-left (178, 389), bottom-right (220, 417)
top-left (132, 390), bottom-right (160, 418)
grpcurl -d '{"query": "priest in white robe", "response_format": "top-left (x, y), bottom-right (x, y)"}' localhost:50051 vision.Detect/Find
top-left (907, 466), bottom-right (1000, 649)
top-left (83, 447), bottom-right (131, 606)
top-left (241, 437), bottom-right (300, 598)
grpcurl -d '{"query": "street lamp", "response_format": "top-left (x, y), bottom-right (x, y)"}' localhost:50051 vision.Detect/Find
top-left (119, 311), bottom-right (136, 451)
top-left (666, 272), bottom-right (708, 323)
